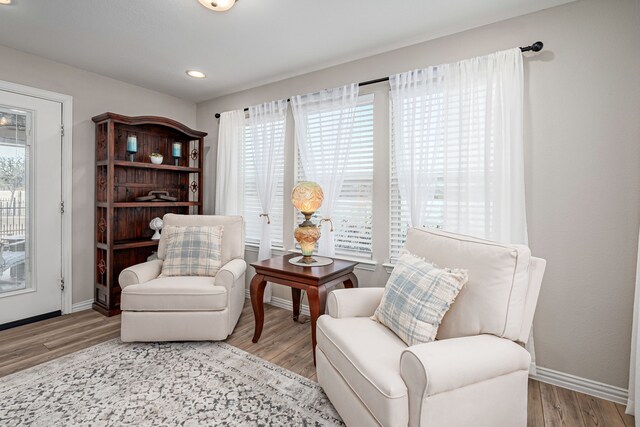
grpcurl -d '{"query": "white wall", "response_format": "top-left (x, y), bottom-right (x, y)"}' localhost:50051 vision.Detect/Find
top-left (197, 0), bottom-right (640, 389)
top-left (0, 44), bottom-right (197, 305)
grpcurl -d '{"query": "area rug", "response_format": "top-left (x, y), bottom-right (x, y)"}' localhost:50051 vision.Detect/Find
top-left (0, 340), bottom-right (344, 426)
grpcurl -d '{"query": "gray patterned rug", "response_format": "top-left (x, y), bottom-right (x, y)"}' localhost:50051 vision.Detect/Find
top-left (0, 339), bottom-right (344, 426)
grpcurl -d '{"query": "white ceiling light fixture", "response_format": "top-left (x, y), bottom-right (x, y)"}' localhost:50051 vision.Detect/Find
top-left (186, 70), bottom-right (207, 79)
top-left (198, 0), bottom-right (236, 12)
top-left (0, 0), bottom-right (12, 5)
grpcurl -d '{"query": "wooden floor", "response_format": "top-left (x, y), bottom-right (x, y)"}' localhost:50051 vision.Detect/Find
top-left (0, 304), bottom-right (634, 427)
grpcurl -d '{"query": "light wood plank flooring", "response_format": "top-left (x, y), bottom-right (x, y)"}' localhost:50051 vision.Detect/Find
top-left (0, 304), bottom-right (634, 427)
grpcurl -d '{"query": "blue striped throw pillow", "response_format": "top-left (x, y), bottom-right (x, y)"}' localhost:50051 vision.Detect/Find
top-left (373, 252), bottom-right (468, 346)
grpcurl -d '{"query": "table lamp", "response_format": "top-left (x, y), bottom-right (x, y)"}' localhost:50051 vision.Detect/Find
top-left (291, 181), bottom-right (327, 265)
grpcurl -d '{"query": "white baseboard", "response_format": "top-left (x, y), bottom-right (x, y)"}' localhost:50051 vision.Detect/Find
top-left (530, 366), bottom-right (628, 405)
top-left (269, 295), bottom-right (311, 317)
top-left (243, 290), bottom-right (629, 405)
top-left (245, 289), bottom-right (310, 316)
top-left (71, 299), bottom-right (93, 313)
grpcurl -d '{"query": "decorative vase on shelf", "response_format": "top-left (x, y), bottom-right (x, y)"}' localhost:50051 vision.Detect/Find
top-left (126, 134), bottom-right (137, 162)
top-left (149, 153), bottom-right (163, 164)
top-left (172, 142), bottom-right (182, 166)
top-left (149, 217), bottom-right (164, 240)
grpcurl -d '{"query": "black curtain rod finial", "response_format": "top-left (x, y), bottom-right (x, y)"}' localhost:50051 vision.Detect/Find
top-left (520, 41), bottom-right (543, 52)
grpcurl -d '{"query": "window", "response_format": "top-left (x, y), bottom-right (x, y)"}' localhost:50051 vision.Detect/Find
top-left (389, 92), bottom-right (445, 263)
top-left (243, 120), bottom-right (285, 248)
top-left (296, 94), bottom-right (374, 258)
top-left (389, 78), bottom-right (498, 263)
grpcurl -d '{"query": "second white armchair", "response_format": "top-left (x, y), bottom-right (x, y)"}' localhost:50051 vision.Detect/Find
top-left (316, 227), bottom-right (546, 427)
top-left (118, 214), bottom-right (246, 342)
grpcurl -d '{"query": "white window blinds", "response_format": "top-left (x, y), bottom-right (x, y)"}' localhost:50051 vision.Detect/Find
top-left (243, 121), bottom-right (285, 248)
top-left (296, 94), bottom-right (374, 258)
top-left (389, 91), bottom-right (445, 262)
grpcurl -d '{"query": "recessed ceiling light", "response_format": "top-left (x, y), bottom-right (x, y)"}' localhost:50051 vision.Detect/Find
top-left (198, 0), bottom-right (236, 12)
top-left (186, 70), bottom-right (206, 79)
top-left (0, 0), bottom-right (12, 5)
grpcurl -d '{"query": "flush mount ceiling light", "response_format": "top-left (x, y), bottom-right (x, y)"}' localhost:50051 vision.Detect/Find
top-left (186, 70), bottom-right (206, 79)
top-left (0, 0), bottom-right (12, 5)
top-left (198, 0), bottom-right (236, 12)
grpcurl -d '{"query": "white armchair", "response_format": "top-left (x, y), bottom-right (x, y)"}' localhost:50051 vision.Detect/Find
top-left (316, 227), bottom-right (546, 427)
top-left (118, 214), bottom-right (246, 342)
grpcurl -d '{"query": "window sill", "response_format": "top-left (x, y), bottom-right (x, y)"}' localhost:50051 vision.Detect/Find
top-left (382, 263), bottom-right (395, 274)
top-left (286, 249), bottom-right (378, 272)
top-left (245, 243), bottom-right (286, 256)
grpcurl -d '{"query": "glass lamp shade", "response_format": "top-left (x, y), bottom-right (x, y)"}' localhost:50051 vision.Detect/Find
top-left (291, 181), bottom-right (324, 216)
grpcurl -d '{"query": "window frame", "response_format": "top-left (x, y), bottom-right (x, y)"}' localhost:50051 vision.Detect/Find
top-left (294, 93), bottom-right (376, 260)
top-left (242, 116), bottom-right (286, 249)
top-left (388, 91), bottom-right (447, 264)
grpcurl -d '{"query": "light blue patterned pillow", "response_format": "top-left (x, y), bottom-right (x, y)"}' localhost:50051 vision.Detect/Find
top-left (373, 252), bottom-right (468, 346)
top-left (160, 225), bottom-right (223, 277)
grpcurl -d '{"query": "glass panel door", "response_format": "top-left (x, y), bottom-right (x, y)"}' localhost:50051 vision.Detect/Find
top-left (0, 107), bottom-right (30, 295)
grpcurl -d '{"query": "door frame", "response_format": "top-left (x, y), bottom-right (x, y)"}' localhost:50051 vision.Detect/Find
top-left (0, 79), bottom-right (73, 315)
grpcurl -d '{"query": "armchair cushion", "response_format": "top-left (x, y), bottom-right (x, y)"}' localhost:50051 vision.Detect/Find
top-left (373, 252), bottom-right (468, 346)
top-left (120, 276), bottom-right (227, 311)
top-left (404, 227), bottom-right (532, 341)
top-left (160, 225), bottom-right (223, 277)
top-left (317, 315), bottom-right (409, 427)
top-left (119, 259), bottom-right (163, 289)
top-left (158, 214), bottom-right (244, 265)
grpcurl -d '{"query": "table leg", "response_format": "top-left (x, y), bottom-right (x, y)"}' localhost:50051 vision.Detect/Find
top-left (344, 272), bottom-right (359, 288)
top-left (307, 285), bottom-right (327, 366)
top-left (250, 274), bottom-right (267, 343)
top-left (291, 288), bottom-right (302, 322)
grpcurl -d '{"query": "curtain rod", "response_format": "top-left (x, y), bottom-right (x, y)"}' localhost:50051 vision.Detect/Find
top-left (214, 41), bottom-right (543, 119)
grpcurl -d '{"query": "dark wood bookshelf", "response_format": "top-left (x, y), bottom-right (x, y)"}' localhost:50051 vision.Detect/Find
top-left (92, 113), bottom-right (207, 316)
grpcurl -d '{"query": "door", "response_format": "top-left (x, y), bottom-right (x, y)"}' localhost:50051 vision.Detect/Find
top-left (0, 90), bottom-right (63, 326)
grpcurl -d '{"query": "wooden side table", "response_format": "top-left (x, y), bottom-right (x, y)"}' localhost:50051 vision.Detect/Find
top-left (250, 253), bottom-right (358, 365)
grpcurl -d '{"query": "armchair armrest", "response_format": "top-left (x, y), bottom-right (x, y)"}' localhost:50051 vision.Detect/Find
top-left (118, 259), bottom-right (163, 289)
top-left (215, 258), bottom-right (247, 291)
top-left (326, 287), bottom-right (384, 318)
top-left (400, 335), bottom-right (530, 400)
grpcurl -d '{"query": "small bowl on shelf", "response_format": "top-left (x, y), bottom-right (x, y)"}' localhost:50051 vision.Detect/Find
top-left (149, 153), bottom-right (163, 164)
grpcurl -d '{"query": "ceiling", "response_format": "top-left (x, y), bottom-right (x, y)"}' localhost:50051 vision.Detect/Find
top-left (0, 0), bottom-right (573, 102)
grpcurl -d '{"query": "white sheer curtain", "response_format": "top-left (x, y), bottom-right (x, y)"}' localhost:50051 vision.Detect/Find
top-left (215, 109), bottom-right (245, 215)
top-left (247, 100), bottom-right (288, 302)
top-left (390, 48), bottom-right (526, 244)
top-left (291, 84), bottom-right (359, 256)
top-left (390, 47), bottom-right (532, 364)
top-left (626, 230), bottom-right (640, 416)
